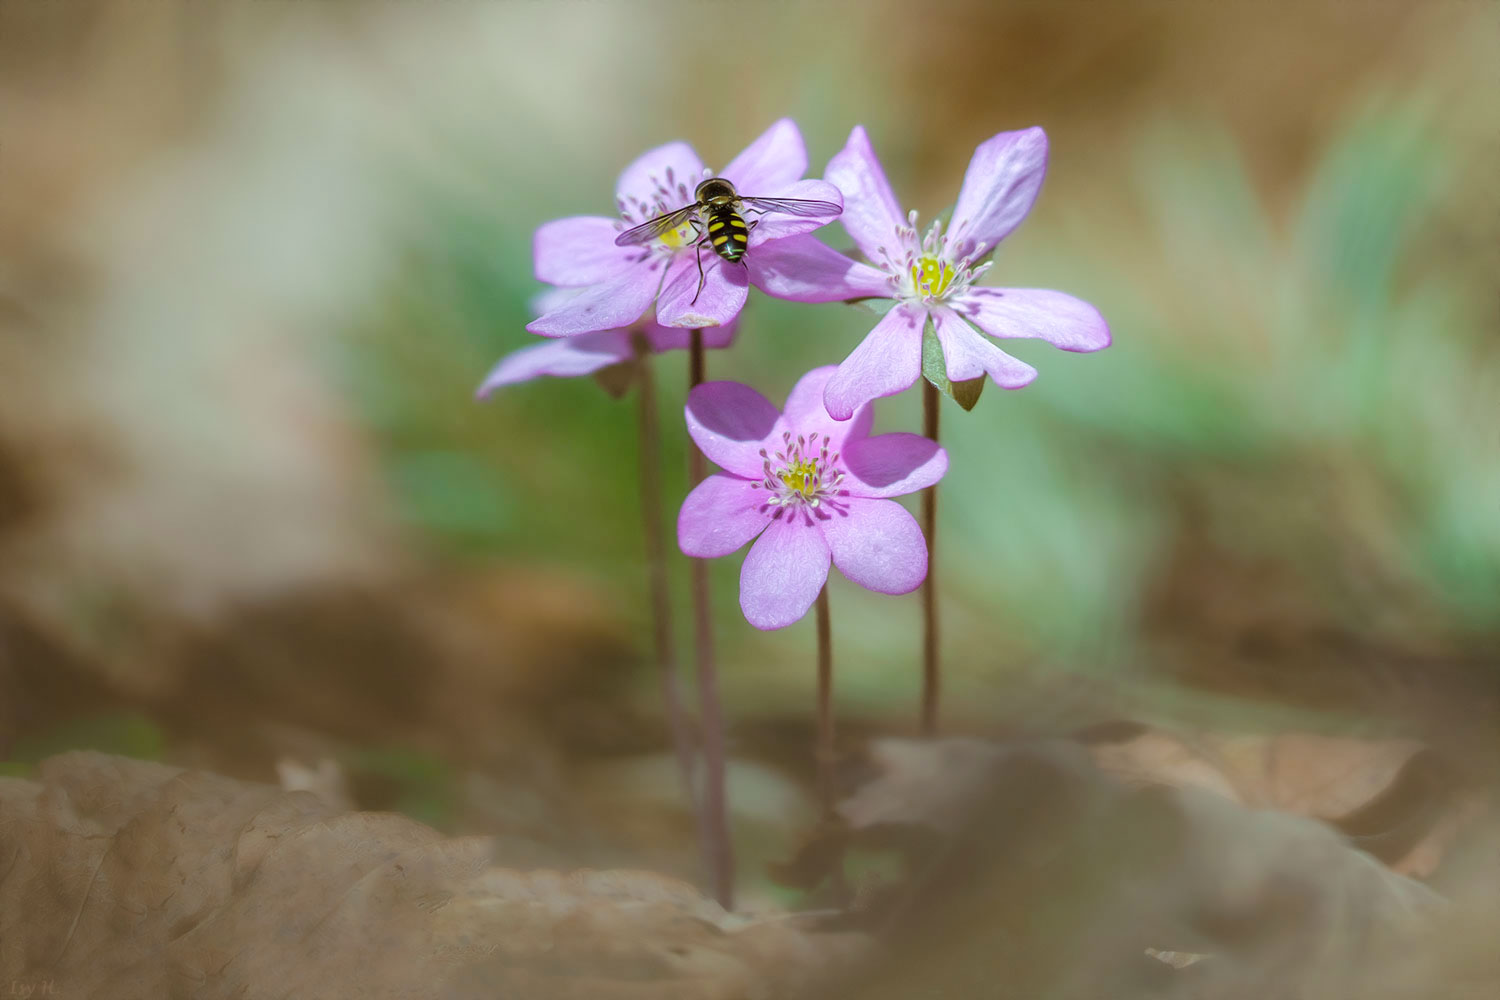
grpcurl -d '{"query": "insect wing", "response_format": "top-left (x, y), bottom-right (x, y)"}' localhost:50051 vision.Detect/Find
top-left (738, 196), bottom-right (842, 218)
top-left (613, 205), bottom-right (699, 247)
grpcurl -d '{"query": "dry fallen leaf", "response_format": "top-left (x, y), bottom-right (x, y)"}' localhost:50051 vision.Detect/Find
top-left (837, 736), bottom-right (1009, 835)
top-left (829, 739), bottom-right (1453, 1000)
top-left (1084, 725), bottom-right (1478, 874)
top-left (1087, 728), bottom-right (1424, 816)
top-left (0, 752), bottom-right (866, 999)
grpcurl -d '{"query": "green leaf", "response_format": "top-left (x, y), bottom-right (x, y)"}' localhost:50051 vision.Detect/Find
top-left (592, 359), bottom-right (639, 399)
top-left (921, 318), bottom-right (950, 392)
top-left (854, 297), bottom-right (899, 316)
top-left (951, 376), bottom-right (985, 411)
top-left (921, 317), bottom-right (984, 411)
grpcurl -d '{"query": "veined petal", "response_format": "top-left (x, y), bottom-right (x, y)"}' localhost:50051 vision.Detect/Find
top-left (521, 291), bottom-right (737, 352)
top-left (949, 127), bottom-right (1049, 260)
top-left (952, 287), bottom-right (1111, 352)
top-left (931, 305), bottom-right (1037, 388)
top-left (721, 119), bottom-right (808, 194)
top-left (616, 141), bottom-right (706, 216)
top-left (781, 365), bottom-right (873, 450)
top-left (476, 330), bottom-right (632, 397)
top-left (740, 514), bottom-right (831, 630)
top-left (825, 125), bottom-right (905, 262)
top-left (678, 474), bottom-right (770, 558)
top-left (656, 251), bottom-right (748, 328)
top-left (534, 216), bottom-right (639, 286)
top-left (820, 497), bottom-right (927, 595)
top-left (823, 303), bottom-right (926, 420)
top-left (745, 180), bottom-right (845, 243)
top-left (685, 380), bottom-right (782, 477)
top-left (744, 234), bottom-right (890, 303)
top-left (841, 433), bottom-right (948, 498)
top-left (526, 267), bottom-right (659, 337)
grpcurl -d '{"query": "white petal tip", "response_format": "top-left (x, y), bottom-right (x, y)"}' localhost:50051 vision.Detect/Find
top-left (668, 313), bottom-right (720, 328)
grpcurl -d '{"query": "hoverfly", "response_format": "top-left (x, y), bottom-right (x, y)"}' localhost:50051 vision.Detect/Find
top-left (613, 177), bottom-right (840, 303)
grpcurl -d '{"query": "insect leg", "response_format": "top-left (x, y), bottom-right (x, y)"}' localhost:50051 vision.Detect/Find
top-left (691, 244), bottom-right (708, 305)
top-left (689, 221), bottom-right (709, 305)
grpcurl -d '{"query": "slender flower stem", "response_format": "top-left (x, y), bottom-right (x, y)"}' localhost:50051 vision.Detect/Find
top-left (814, 585), bottom-right (835, 818)
top-left (688, 328), bottom-right (734, 910)
top-left (920, 379), bottom-right (941, 736)
top-left (631, 335), bottom-right (702, 843)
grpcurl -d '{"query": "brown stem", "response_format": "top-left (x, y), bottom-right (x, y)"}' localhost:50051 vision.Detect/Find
top-left (921, 379), bottom-right (940, 737)
top-left (688, 328), bottom-right (734, 910)
top-left (815, 584), bottom-right (835, 818)
top-left (632, 335), bottom-right (701, 833)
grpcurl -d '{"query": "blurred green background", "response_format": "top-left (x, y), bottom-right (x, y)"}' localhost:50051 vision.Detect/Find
top-left (1, 0), bottom-right (1495, 879)
top-left (341, 0), bottom-right (1498, 707)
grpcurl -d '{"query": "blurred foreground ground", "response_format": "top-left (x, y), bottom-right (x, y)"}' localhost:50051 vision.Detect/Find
top-left (0, 0), bottom-right (1497, 995)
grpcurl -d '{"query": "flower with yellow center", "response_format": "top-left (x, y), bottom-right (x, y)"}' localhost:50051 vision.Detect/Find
top-left (742, 124), bottom-right (1113, 421)
top-left (678, 367), bottom-right (949, 630)
top-left (879, 210), bottom-right (991, 305)
top-left (760, 432), bottom-right (845, 511)
top-left (524, 118), bottom-right (843, 337)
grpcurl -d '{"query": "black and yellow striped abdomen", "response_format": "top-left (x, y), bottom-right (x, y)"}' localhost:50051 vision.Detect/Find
top-left (705, 206), bottom-right (749, 262)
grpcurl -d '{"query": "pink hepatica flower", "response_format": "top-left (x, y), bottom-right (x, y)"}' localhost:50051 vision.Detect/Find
top-left (527, 119), bottom-right (843, 336)
top-left (792, 126), bottom-right (1112, 419)
top-left (678, 366), bottom-right (947, 630)
top-left (477, 289), bottom-right (736, 398)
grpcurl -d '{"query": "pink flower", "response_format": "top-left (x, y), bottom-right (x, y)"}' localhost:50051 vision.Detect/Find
top-left (526, 120), bottom-right (844, 336)
top-left (767, 126), bottom-right (1112, 420)
top-left (477, 289), bottom-right (736, 398)
top-left (678, 366), bottom-right (947, 630)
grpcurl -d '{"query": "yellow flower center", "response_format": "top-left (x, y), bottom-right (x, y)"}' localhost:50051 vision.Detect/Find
top-left (778, 458), bottom-right (821, 500)
top-left (657, 221), bottom-right (695, 249)
top-left (909, 254), bottom-right (955, 298)
top-left (757, 431), bottom-right (847, 513)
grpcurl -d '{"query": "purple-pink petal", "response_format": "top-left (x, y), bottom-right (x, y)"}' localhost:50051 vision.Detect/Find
top-left (642, 320), bottom-right (737, 353)
top-left (530, 285), bottom-right (737, 348)
top-left (655, 252), bottom-right (748, 329)
top-left (533, 216), bottom-right (639, 287)
top-left (526, 267), bottom-right (659, 337)
top-left (781, 365), bottom-right (873, 450)
top-left (476, 330), bottom-right (632, 397)
top-left (823, 303), bottom-right (926, 421)
top-left (743, 179), bottom-right (845, 243)
top-left (931, 305), bottom-right (1037, 388)
top-left (820, 497), bottom-right (927, 596)
top-left (685, 381), bottom-right (782, 477)
top-left (825, 125), bottom-right (906, 262)
top-left (616, 141), bottom-right (706, 215)
top-left (744, 234), bottom-right (890, 304)
top-left (481, 311), bottom-right (736, 399)
top-left (677, 474), bottom-right (771, 559)
top-left (841, 433), bottom-right (948, 499)
top-left (529, 285), bottom-right (577, 317)
top-left (952, 287), bottom-right (1111, 352)
top-left (949, 127), bottom-right (1049, 260)
top-left (720, 118), bottom-right (808, 195)
top-left (740, 514), bottom-right (831, 630)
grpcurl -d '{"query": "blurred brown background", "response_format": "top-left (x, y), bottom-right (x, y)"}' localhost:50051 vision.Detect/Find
top-left (1, 0), bottom-right (1496, 901)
